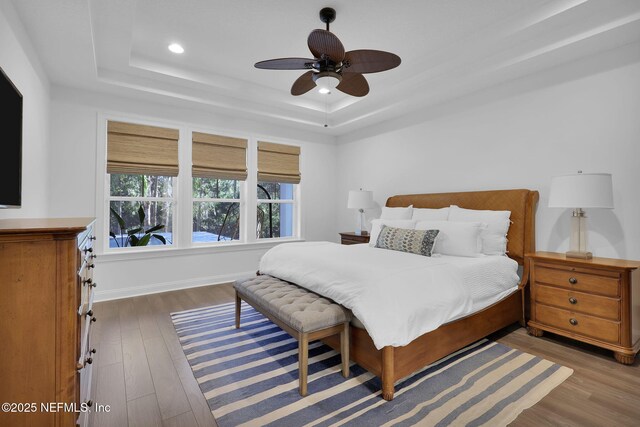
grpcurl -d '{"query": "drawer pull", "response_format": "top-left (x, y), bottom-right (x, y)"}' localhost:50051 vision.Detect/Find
top-left (84, 247), bottom-right (93, 254)
top-left (91, 348), bottom-right (97, 354)
top-left (569, 297), bottom-right (577, 305)
top-left (90, 282), bottom-right (97, 289)
top-left (82, 278), bottom-right (92, 286)
top-left (86, 310), bottom-right (93, 317)
top-left (90, 236), bottom-right (96, 241)
top-left (90, 316), bottom-right (97, 323)
top-left (85, 357), bottom-right (93, 365)
top-left (88, 263), bottom-right (95, 269)
top-left (569, 318), bottom-right (578, 326)
top-left (86, 400), bottom-right (93, 408)
top-left (568, 277), bottom-right (578, 284)
top-left (90, 254), bottom-right (97, 259)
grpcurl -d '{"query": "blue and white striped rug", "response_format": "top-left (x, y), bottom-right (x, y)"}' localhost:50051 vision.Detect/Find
top-left (172, 302), bottom-right (572, 426)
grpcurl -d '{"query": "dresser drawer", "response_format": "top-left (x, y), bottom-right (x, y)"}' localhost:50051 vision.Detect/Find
top-left (534, 284), bottom-right (620, 320)
top-left (535, 304), bottom-right (620, 344)
top-left (77, 311), bottom-right (97, 370)
top-left (77, 360), bottom-right (94, 427)
top-left (78, 274), bottom-right (96, 316)
top-left (535, 264), bottom-right (620, 297)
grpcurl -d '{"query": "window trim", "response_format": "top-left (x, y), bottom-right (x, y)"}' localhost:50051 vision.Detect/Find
top-left (96, 113), bottom-right (303, 255)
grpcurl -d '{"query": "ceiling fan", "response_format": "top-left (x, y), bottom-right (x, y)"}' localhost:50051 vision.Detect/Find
top-left (254, 7), bottom-right (401, 97)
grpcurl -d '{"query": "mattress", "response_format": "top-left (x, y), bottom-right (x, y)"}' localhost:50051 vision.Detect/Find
top-left (259, 242), bottom-right (520, 349)
top-left (350, 254), bottom-right (520, 329)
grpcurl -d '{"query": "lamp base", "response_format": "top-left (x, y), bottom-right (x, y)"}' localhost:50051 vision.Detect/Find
top-left (566, 250), bottom-right (593, 260)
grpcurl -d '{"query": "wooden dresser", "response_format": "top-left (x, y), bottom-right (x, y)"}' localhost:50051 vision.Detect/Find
top-left (527, 251), bottom-right (640, 364)
top-left (0, 218), bottom-right (97, 427)
top-left (339, 232), bottom-right (370, 245)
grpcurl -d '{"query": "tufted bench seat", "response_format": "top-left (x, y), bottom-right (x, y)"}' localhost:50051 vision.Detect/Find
top-left (234, 275), bottom-right (351, 396)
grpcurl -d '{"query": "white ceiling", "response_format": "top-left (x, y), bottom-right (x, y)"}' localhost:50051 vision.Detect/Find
top-left (10, 0), bottom-right (640, 137)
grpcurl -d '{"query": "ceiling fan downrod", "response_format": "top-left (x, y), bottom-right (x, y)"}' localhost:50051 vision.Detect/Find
top-left (319, 7), bottom-right (336, 32)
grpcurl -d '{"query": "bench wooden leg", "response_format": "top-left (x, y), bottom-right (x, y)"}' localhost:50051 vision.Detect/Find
top-left (340, 322), bottom-right (350, 378)
top-left (235, 293), bottom-right (241, 329)
top-left (381, 346), bottom-right (395, 401)
top-left (299, 332), bottom-right (309, 396)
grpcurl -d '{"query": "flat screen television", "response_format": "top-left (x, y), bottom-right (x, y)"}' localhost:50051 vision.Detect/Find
top-left (0, 66), bottom-right (23, 208)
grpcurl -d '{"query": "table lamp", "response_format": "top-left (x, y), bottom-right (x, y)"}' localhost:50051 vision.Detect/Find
top-left (548, 171), bottom-right (613, 259)
top-left (347, 189), bottom-right (374, 236)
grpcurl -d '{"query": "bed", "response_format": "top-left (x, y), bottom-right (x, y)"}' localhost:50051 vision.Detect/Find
top-left (264, 189), bottom-right (539, 400)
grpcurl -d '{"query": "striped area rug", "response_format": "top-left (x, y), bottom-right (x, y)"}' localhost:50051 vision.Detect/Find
top-left (172, 302), bottom-right (572, 427)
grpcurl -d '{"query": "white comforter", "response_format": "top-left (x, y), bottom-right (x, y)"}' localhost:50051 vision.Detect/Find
top-left (259, 241), bottom-right (519, 350)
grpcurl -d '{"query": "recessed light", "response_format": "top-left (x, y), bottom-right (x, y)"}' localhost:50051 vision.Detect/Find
top-left (318, 87), bottom-right (331, 95)
top-left (168, 43), bottom-right (184, 54)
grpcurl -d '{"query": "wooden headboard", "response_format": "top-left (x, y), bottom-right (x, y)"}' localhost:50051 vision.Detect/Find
top-left (386, 189), bottom-right (539, 265)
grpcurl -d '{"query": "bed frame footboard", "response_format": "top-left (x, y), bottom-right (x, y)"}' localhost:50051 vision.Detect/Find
top-left (322, 289), bottom-right (523, 401)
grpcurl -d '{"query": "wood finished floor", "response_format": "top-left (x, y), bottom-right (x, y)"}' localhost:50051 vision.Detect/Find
top-left (91, 283), bottom-right (640, 427)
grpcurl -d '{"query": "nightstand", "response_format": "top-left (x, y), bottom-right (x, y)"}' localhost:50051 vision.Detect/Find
top-left (526, 251), bottom-right (640, 364)
top-left (339, 232), bottom-right (370, 245)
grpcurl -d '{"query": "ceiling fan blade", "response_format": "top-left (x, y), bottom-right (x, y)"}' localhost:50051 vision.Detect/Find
top-left (336, 73), bottom-right (369, 97)
top-left (343, 50), bottom-right (401, 74)
top-left (255, 57), bottom-right (316, 70)
top-left (308, 29), bottom-right (345, 63)
top-left (291, 71), bottom-right (317, 96)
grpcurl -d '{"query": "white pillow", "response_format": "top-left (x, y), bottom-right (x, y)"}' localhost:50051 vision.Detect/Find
top-left (415, 220), bottom-right (484, 257)
top-left (380, 205), bottom-right (413, 220)
top-left (411, 207), bottom-right (450, 221)
top-left (369, 219), bottom-right (416, 247)
top-left (448, 205), bottom-right (511, 255)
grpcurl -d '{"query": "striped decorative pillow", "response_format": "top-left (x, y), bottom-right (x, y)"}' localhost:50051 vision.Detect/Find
top-left (375, 225), bottom-right (439, 257)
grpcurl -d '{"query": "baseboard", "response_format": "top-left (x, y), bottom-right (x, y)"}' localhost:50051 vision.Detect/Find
top-left (93, 270), bottom-right (256, 302)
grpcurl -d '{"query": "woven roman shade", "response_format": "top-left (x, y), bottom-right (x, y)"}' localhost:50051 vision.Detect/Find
top-left (257, 141), bottom-right (301, 184)
top-left (107, 121), bottom-right (179, 176)
top-left (192, 132), bottom-right (248, 180)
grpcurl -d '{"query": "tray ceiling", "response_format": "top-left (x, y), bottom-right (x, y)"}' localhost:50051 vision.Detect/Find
top-left (10, 0), bottom-right (640, 136)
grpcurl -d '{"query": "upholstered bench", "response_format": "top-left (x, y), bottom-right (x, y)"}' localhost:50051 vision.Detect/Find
top-left (234, 275), bottom-right (351, 396)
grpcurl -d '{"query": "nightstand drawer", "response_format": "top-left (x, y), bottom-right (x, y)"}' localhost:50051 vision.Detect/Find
top-left (342, 238), bottom-right (366, 245)
top-left (535, 265), bottom-right (620, 297)
top-left (535, 304), bottom-right (619, 344)
top-left (535, 284), bottom-right (620, 320)
top-left (339, 232), bottom-right (370, 245)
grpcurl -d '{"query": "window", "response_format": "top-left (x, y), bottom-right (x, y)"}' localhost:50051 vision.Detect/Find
top-left (108, 174), bottom-right (175, 247)
top-left (101, 118), bottom-right (302, 252)
top-left (257, 182), bottom-right (294, 239)
top-left (256, 141), bottom-right (300, 239)
top-left (105, 121), bottom-right (179, 249)
top-left (193, 178), bottom-right (241, 243)
top-left (191, 131), bottom-right (248, 244)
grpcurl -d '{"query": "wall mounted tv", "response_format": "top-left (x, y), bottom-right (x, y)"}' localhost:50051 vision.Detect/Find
top-left (0, 66), bottom-right (23, 208)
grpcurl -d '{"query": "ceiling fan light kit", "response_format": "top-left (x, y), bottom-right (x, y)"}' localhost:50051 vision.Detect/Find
top-left (314, 71), bottom-right (341, 94)
top-left (255, 7), bottom-right (401, 98)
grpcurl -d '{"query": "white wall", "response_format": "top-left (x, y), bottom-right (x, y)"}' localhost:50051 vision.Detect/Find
top-left (0, 1), bottom-right (50, 218)
top-left (49, 87), bottom-right (339, 300)
top-left (336, 48), bottom-right (640, 261)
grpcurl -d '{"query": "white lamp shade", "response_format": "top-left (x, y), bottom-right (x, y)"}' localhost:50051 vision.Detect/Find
top-left (347, 190), bottom-right (374, 209)
top-left (549, 172), bottom-right (613, 208)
